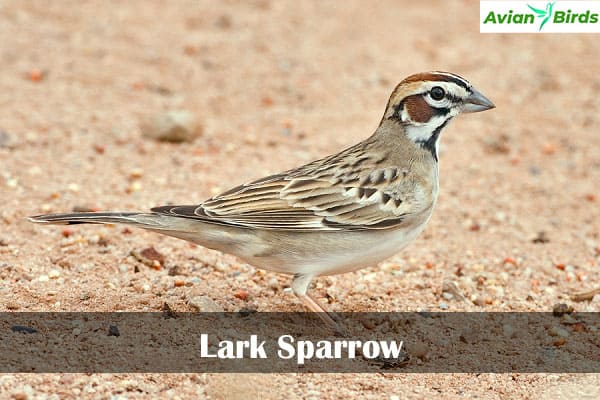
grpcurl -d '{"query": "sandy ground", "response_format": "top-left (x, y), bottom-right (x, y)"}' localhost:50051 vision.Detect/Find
top-left (1, 0), bottom-right (599, 398)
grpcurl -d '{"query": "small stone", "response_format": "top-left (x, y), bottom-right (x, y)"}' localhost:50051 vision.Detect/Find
top-left (127, 181), bottom-right (142, 193)
top-left (459, 329), bottom-right (479, 344)
top-left (548, 326), bottom-right (569, 338)
top-left (72, 327), bottom-right (81, 336)
top-left (108, 325), bottom-right (120, 337)
top-left (188, 296), bottom-right (224, 312)
top-left (503, 324), bottom-right (516, 338)
top-left (0, 131), bottom-right (12, 148)
top-left (234, 289), bottom-right (249, 301)
top-left (561, 315), bottom-right (578, 325)
top-left (129, 168), bottom-right (144, 180)
top-left (360, 318), bottom-right (376, 330)
top-left (532, 231), bottom-right (550, 244)
top-left (553, 338), bottom-right (567, 346)
top-left (238, 306), bottom-right (258, 316)
top-left (168, 265), bottom-right (184, 276)
top-left (38, 275), bottom-right (49, 282)
top-left (140, 110), bottom-right (202, 143)
top-left (552, 303), bottom-right (574, 316)
top-left (438, 302), bottom-right (449, 310)
top-left (48, 269), bottom-right (61, 279)
top-left (131, 247), bottom-right (165, 268)
top-left (472, 296), bottom-right (486, 307)
top-left (268, 277), bottom-right (279, 290)
top-left (11, 326), bottom-right (37, 334)
top-left (6, 178), bottom-right (18, 188)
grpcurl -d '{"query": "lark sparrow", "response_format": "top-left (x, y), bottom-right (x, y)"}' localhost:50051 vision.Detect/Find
top-left (29, 72), bottom-right (494, 326)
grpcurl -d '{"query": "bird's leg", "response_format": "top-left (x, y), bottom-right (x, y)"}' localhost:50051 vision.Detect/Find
top-left (291, 273), bottom-right (345, 334)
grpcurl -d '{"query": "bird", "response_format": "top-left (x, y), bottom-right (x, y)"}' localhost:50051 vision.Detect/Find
top-left (29, 71), bottom-right (494, 328)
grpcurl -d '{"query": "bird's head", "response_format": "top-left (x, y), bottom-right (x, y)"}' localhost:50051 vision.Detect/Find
top-left (382, 71), bottom-right (495, 159)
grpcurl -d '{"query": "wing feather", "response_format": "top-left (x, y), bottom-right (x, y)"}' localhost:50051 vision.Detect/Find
top-left (151, 142), bottom-right (419, 231)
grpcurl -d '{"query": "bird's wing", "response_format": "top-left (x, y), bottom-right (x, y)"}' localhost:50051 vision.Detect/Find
top-left (152, 142), bottom-right (417, 231)
top-left (527, 4), bottom-right (547, 16)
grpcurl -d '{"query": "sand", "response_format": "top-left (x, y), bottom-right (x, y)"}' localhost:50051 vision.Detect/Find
top-left (1, 0), bottom-right (599, 398)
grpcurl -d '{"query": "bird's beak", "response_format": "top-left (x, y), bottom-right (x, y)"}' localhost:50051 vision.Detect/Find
top-left (463, 88), bottom-right (495, 113)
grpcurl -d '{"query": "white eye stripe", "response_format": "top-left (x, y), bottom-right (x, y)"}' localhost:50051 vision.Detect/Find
top-left (420, 81), bottom-right (470, 102)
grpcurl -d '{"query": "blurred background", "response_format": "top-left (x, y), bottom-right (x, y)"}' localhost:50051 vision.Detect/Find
top-left (0, 1), bottom-right (599, 398)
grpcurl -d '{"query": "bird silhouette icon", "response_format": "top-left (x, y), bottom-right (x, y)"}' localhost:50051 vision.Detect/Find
top-left (528, 2), bottom-right (555, 31)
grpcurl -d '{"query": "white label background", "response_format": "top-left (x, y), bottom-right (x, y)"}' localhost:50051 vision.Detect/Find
top-left (480, 1), bottom-right (600, 33)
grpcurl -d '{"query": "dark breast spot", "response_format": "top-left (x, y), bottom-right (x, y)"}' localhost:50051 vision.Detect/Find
top-left (381, 193), bottom-right (391, 204)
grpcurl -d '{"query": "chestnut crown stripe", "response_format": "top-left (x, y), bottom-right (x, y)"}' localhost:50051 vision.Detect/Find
top-left (402, 71), bottom-right (472, 91)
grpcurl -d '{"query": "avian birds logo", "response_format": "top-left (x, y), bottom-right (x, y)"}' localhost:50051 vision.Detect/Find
top-left (528, 2), bottom-right (555, 31)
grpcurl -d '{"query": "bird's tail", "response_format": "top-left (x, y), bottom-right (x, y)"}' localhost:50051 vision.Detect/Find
top-left (28, 212), bottom-right (163, 228)
top-left (28, 211), bottom-right (213, 246)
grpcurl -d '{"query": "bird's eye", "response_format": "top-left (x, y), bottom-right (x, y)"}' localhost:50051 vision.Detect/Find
top-left (430, 86), bottom-right (445, 101)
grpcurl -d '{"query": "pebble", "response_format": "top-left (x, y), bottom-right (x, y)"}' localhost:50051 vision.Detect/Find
top-left (503, 323), bottom-right (516, 338)
top-left (234, 289), bottom-right (249, 301)
top-left (188, 296), bottom-right (224, 312)
top-left (548, 326), bottom-right (569, 338)
top-left (439, 302), bottom-right (449, 310)
top-left (131, 247), bottom-right (165, 269)
top-left (127, 181), bottom-right (142, 193)
top-left (129, 168), bottom-right (144, 180)
top-left (561, 314), bottom-right (578, 325)
top-left (268, 277), bottom-right (279, 290)
top-left (459, 329), bottom-right (478, 344)
top-left (48, 269), bottom-right (61, 279)
top-left (0, 131), bottom-right (11, 147)
top-left (472, 296), bottom-right (486, 307)
top-left (108, 325), bottom-right (120, 337)
top-left (11, 326), bottom-right (37, 334)
top-left (140, 110), bottom-right (202, 143)
top-left (552, 303), bottom-right (574, 316)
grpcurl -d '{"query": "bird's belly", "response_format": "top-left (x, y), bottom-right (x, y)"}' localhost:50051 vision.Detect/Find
top-left (166, 209), bottom-right (434, 277)
top-left (243, 220), bottom-right (431, 276)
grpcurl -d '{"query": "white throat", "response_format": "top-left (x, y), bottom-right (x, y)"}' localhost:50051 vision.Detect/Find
top-left (404, 115), bottom-right (452, 161)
